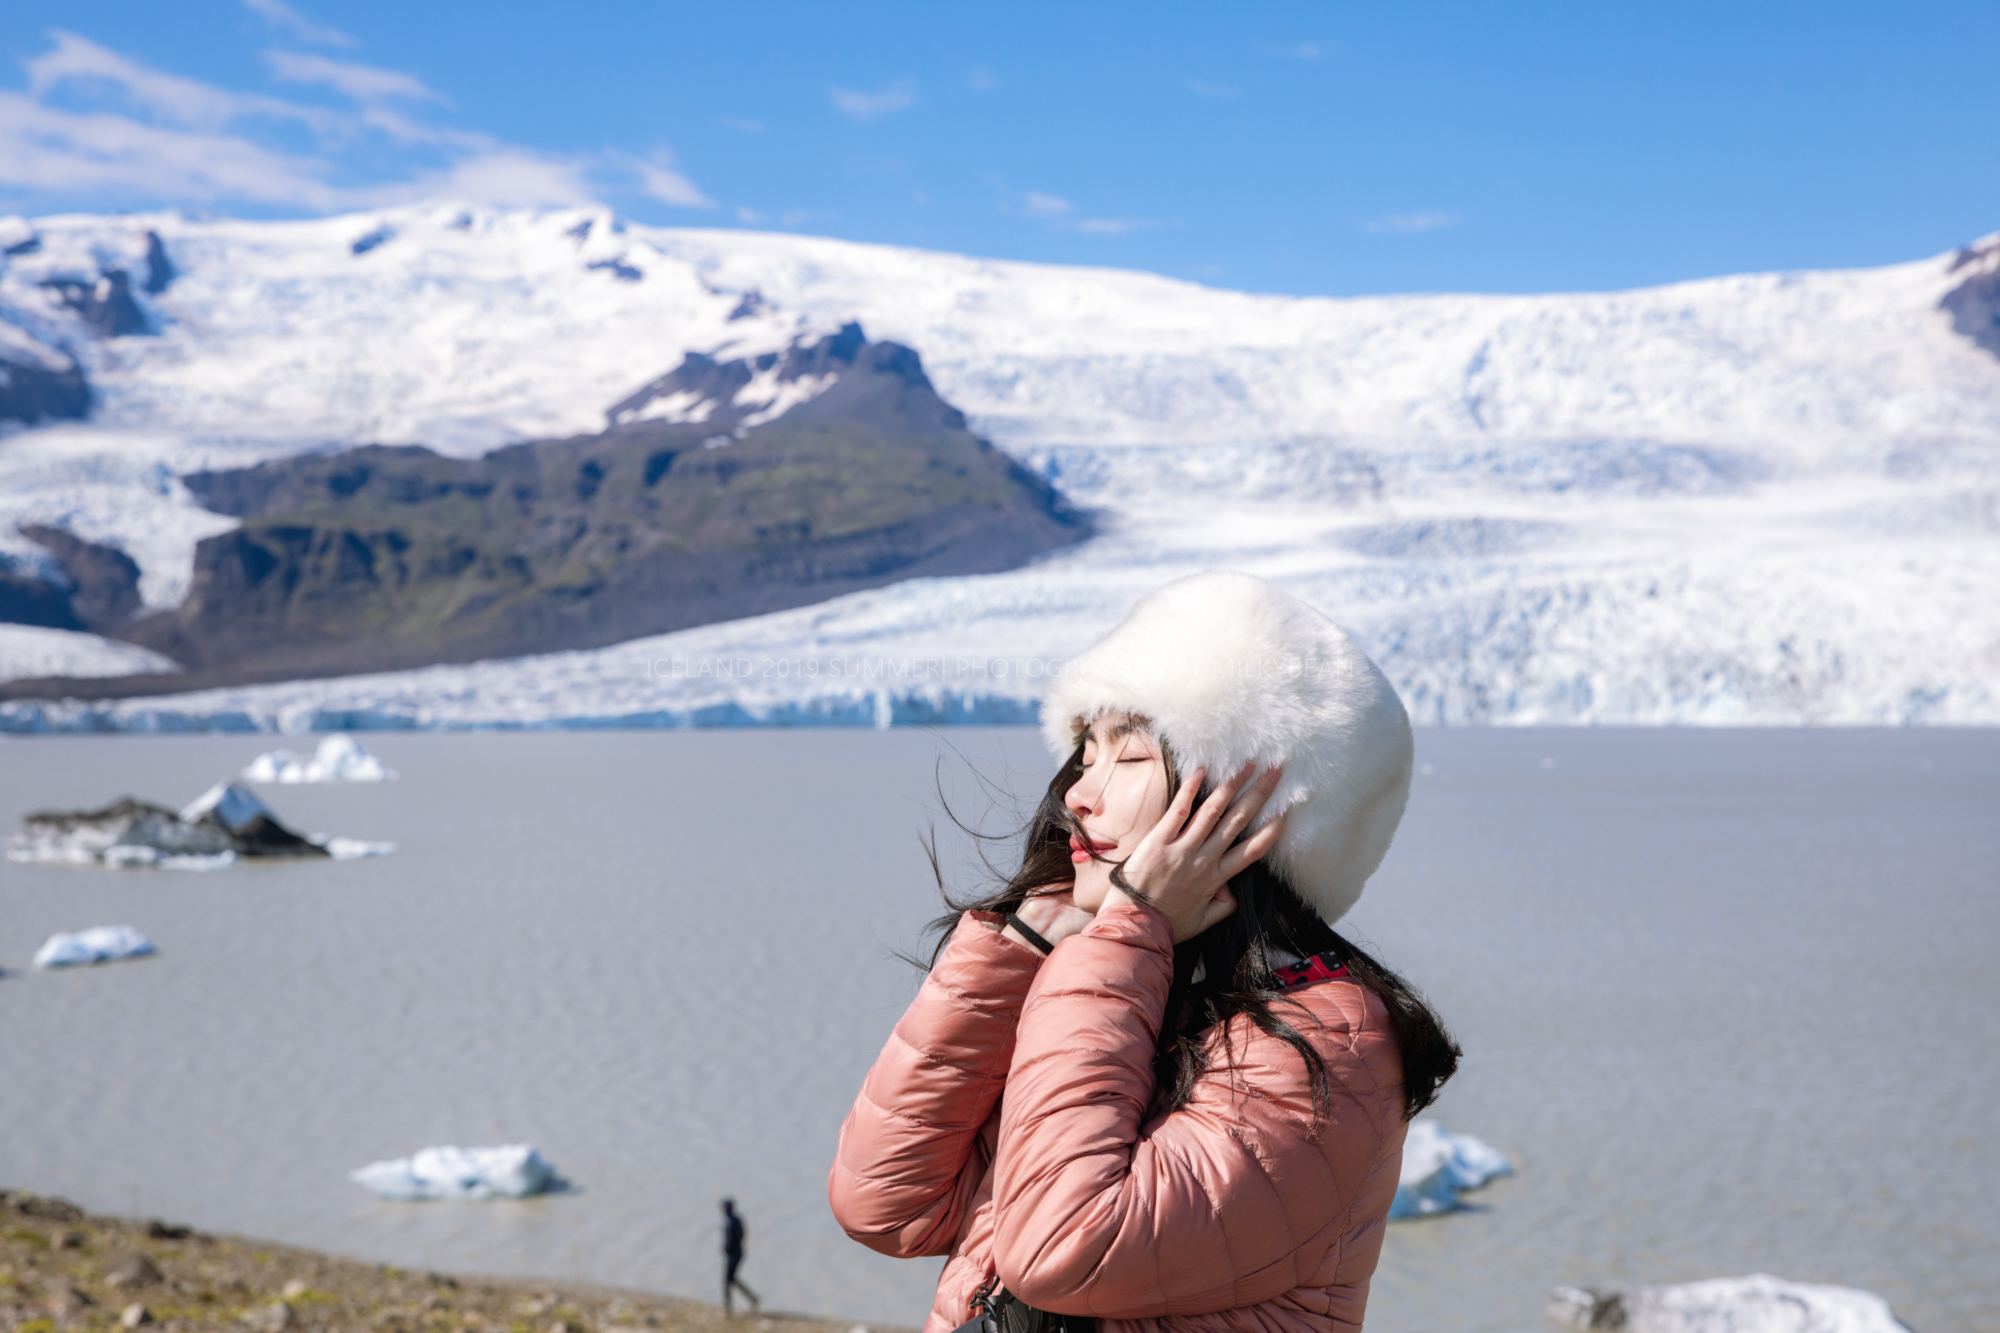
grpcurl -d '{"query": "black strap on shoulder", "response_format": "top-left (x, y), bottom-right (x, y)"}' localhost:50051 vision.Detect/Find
top-left (1004, 912), bottom-right (1056, 955)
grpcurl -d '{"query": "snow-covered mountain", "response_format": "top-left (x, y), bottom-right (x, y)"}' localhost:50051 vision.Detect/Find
top-left (2, 203), bottom-right (1997, 728)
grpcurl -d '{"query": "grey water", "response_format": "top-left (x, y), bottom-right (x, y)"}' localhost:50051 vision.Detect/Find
top-left (1, 729), bottom-right (1995, 1333)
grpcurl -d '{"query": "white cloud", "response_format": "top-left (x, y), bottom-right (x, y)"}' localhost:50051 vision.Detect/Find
top-left (1024, 190), bottom-right (1071, 217)
top-left (718, 116), bottom-right (763, 133)
top-left (1358, 211), bottom-right (1460, 234)
top-left (0, 32), bottom-right (692, 217)
top-left (265, 52), bottom-right (447, 105)
top-left (1077, 217), bottom-right (1165, 235)
top-left (0, 89), bottom-right (344, 208)
top-left (28, 30), bottom-right (337, 133)
top-left (394, 149), bottom-right (596, 208)
top-left (241, 0), bottom-right (355, 49)
top-left (630, 151), bottom-right (715, 209)
top-left (830, 79), bottom-right (916, 122)
top-left (1186, 80), bottom-right (1241, 100)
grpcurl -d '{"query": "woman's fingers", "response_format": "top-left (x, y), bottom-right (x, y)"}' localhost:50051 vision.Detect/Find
top-left (1161, 764), bottom-right (1206, 837)
top-left (1208, 764), bottom-right (1281, 852)
top-left (1217, 812), bottom-right (1286, 880)
top-left (1178, 760), bottom-right (1255, 846)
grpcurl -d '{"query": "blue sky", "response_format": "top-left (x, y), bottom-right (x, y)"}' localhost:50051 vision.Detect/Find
top-left (4, 0), bottom-right (1998, 297)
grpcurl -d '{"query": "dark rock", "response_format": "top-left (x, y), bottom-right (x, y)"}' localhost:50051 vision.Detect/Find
top-left (14, 1194), bottom-right (85, 1222)
top-left (19, 524), bottom-right (144, 630)
top-left (42, 269), bottom-right (150, 337)
top-left (1942, 249), bottom-right (2000, 358)
top-left (143, 232), bottom-right (177, 295)
top-left (587, 257), bottom-right (643, 282)
top-left (4, 233), bottom-right (39, 256)
top-left (145, 1220), bottom-right (191, 1240)
top-left (351, 225), bottom-right (395, 256)
top-left (107, 1254), bottom-right (165, 1289)
top-left (0, 561), bottom-right (81, 629)
top-left (727, 289), bottom-right (768, 321)
top-left (47, 327), bottom-right (1090, 694)
top-left (0, 337), bottom-right (91, 423)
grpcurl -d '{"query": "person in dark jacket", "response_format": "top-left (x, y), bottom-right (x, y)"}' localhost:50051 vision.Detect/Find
top-left (721, 1198), bottom-right (759, 1317)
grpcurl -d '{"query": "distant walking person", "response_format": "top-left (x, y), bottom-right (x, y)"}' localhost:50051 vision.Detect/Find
top-left (720, 1198), bottom-right (759, 1317)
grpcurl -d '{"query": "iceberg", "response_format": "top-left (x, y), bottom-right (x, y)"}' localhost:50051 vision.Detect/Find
top-left (34, 925), bottom-right (157, 969)
top-left (1548, 1275), bottom-right (1910, 1333)
top-left (8, 781), bottom-right (390, 867)
top-left (1389, 1119), bottom-right (1512, 1220)
top-left (242, 735), bottom-right (398, 784)
top-left (349, 1145), bottom-right (558, 1201)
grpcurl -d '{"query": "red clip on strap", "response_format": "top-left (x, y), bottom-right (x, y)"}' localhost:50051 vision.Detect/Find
top-left (1273, 951), bottom-right (1350, 987)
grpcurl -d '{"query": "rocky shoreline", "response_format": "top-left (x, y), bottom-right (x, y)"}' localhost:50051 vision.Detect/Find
top-left (0, 1191), bottom-right (880, 1333)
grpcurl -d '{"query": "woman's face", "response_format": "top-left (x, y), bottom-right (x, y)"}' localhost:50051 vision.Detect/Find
top-left (1065, 712), bottom-right (1174, 912)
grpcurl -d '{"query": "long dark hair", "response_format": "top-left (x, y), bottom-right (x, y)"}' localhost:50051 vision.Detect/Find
top-left (923, 736), bottom-right (1459, 1125)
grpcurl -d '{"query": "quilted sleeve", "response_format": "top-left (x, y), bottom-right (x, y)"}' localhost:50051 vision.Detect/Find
top-left (828, 910), bottom-right (1044, 1259)
top-left (990, 899), bottom-right (1396, 1318)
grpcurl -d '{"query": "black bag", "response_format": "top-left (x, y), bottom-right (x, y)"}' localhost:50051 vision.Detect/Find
top-left (950, 1281), bottom-right (1093, 1333)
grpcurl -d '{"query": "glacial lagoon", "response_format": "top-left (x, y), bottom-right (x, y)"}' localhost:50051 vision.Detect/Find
top-left (2, 728), bottom-right (1995, 1332)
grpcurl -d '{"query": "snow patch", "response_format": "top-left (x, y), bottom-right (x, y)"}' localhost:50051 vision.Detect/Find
top-left (33, 925), bottom-right (157, 969)
top-left (0, 624), bottom-right (180, 684)
top-left (350, 1145), bottom-right (559, 1201)
top-left (1548, 1275), bottom-right (1910, 1333)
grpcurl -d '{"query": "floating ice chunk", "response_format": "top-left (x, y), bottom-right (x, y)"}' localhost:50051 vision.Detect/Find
top-left (349, 1145), bottom-right (558, 1201)
top-left (9, 797), bottom-right (238, 866)
top-left (9, 782), bottom-right (387, 866)
top-left (1389, 1119), bottom-right (1512, 1220)
top-left (243, 735), bottom-right (397, 784)
top-left (34, 925), bottom-right (156, 969)
top-left (179, 781), bottom-right (329, 855)
top-left (1548, 1275), bottom-right (1910, 1333)
top-left (313, 836), bottom-right (395, 859)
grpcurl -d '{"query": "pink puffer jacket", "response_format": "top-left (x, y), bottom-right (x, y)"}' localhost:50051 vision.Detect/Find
top-left (828, 900), bottom-right (1409, 1333)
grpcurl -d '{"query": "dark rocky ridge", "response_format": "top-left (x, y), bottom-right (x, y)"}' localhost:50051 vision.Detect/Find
top-left (40, 269), bottom-right (150, 337)
top-left (1942, 239), bottom-right (2000, 358)
top-left (2, 326), bottom-right (1089, 699)
top-left (0, 336), bottom-right (90, 423)
top-left (0, 525), bottom-right (141, 629)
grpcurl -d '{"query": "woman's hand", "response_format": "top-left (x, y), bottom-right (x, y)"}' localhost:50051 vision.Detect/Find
top-left (1105, 762), bottom-right (1285, 943)
top-left (1001, 887), bottom-right (1097, 954)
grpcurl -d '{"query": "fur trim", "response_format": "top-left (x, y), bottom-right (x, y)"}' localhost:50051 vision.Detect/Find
top-left (1041, 571), bottom-right (1412, 925)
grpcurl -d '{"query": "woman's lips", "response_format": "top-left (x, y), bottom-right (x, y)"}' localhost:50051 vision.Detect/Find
top-left (1069, 832), bottom-right (1115, 863)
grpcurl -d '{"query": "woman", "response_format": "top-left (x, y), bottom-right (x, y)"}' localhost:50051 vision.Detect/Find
top-left (829, 571), bottom-right (1458, 1333)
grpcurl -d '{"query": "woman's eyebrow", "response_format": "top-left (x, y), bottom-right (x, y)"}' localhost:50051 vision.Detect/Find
top-left (1100, 716), bottom-right (1150, 744)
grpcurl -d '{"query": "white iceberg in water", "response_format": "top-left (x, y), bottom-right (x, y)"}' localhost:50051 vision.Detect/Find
top-left (34, 925), bottom-right (157, 969)
top-left (349, 1145), bottom-right (558, 1200)
top-left (1389, 1119), bottom-right (1512, 1220)
top-left (1548, 1275), bottom-right (1910, 1333)
top-left (243, 735), bottom-right (398, 784)
top-left (5, 781), bottom-right (391, 868)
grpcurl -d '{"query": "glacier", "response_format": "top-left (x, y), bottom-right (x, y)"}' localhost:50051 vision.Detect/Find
top-left (2, 204), bottom-right (1997, 727)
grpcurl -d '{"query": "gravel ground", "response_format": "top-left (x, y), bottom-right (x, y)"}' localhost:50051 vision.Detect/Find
top-left (0, 1192), bottom-right (886, 1333)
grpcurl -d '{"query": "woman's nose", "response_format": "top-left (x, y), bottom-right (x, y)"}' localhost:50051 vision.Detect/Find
top-left (1065, 778), bottom-right (1098, 817)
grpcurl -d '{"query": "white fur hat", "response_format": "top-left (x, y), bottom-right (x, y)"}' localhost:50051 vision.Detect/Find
top-left (1041, 571), bottom-right (1413, 925)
